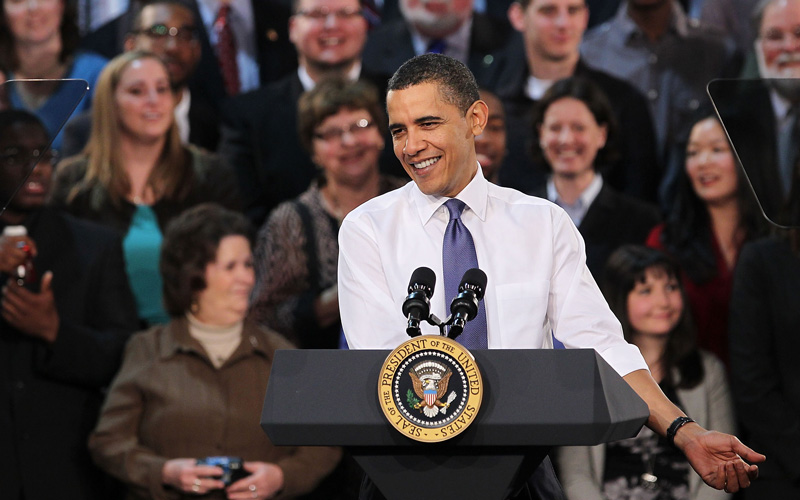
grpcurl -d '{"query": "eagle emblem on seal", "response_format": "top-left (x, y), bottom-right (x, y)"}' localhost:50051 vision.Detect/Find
top-left (409, 361), bottom-right (458, 418)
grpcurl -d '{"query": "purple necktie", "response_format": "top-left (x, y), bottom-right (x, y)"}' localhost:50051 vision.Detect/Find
top-left (442, 199), bottom-right (487, 349)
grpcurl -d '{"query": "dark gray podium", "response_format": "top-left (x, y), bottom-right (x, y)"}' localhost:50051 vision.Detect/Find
top-left (261, 348), bottom-right (648, 500)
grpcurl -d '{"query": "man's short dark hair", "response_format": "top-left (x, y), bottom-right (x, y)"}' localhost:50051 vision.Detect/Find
top-left (387, 53), bottom-right (480, 114)
top-left (130, 0), bottom-right (196, 32)
top-left (160, 203), bottom-right (253, 316)
top-left (0, 109), bottom-right (47, 138)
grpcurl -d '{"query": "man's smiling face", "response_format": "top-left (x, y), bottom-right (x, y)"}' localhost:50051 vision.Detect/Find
top-left (387, 81), bottom-right (486, 197)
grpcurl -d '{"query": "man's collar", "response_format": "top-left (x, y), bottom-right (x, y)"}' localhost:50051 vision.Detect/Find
top-left (613, 0), bottom-right (689, 42)
top-left (408, 15), bottom-right (473, 61)
top-left (297, 61), bottom-right (362, 92)
top-left (410, 162), bottom-right (488, 225)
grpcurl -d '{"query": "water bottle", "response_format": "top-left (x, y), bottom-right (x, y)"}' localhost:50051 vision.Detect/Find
top-left (2, 225), bottom-right (36, 286)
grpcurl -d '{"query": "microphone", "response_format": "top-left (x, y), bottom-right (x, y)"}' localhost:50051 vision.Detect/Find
top-left (448, 268), bottom-right (487, 339)
top-left (402, 267), bottom-right (436, 337)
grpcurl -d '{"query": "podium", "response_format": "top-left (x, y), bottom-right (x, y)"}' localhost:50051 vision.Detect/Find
top-left (261, 348), bottom-right (648, 500)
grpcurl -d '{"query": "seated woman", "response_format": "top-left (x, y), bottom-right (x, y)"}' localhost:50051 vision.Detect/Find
top-left (250, 77), bottom-right (405, 349)
top-left (49, 50), bottom-right (240, 326)
top-left (647, 114), bottom-right (766, 367)
top-left (0, 0), bottom-right (106, 150)
top-left (530, 77), bottom-right (660, 278)
top-left (88, 203), bottom-right (342, 500)
top-left (557, 245), bottom-right (735, 500)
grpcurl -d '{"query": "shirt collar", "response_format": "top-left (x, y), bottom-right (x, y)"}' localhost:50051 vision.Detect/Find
top-left (546, 173), bottom-right (604, 209)
top-left (408, 16), bottom-right (473, 63)
top-left (158, 316), bottom-right (272, 361)
top-left (524, 75), bottom-right (555, 101)
top-left (297, 62), bottom-right (362, 92)
top-left (410, 162), bottom-right (489, 225)
top-left (770, 87), bottom-right (794, 120)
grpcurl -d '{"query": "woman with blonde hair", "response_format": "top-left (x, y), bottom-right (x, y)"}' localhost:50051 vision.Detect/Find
top-left (50, 50), bottom-right (240, 326)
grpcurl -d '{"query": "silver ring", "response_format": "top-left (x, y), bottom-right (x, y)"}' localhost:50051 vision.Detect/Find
top-left (249, 484), bottom-right (257, 492)
top-left (192, 484), bottom-right (200, 492)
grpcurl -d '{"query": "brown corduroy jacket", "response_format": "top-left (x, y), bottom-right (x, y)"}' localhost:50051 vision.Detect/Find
top-left (88, 316), bottom-right (341, 500)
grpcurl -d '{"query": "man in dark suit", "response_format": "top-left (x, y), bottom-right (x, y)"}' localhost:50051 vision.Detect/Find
top-left (361, 0), bottom-right (510, 86)
top-left (80, 0), bottom-right (295, 107)
top-left (0, 111), bottom-right (139, 499)
top-left (64, 0), bottom-right (221, 156)
top-left (494, 0), bottom-right (660, 202)
top-left (219, 0), bottom-right (393, 227)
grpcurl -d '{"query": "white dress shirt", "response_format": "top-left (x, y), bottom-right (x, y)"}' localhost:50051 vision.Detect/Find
top-left (338, 166), bottom-right (647, 377)
top-left (174, 88), bottom-right (191, 144)
top-left (546, 173), bottom-right (604, 227)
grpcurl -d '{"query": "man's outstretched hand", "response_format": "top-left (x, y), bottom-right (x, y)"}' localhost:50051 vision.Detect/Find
top-left (678, 426), bottom-right (765, 493)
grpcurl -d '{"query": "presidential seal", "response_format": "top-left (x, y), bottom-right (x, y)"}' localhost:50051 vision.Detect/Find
top-left (378, 335), bottom-right (483, 443)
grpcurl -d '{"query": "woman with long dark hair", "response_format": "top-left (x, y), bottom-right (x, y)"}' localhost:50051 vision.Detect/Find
top-left (557, 245), bottom-right (734, 500)
top-left (647, 114), bottom-right (766, 367)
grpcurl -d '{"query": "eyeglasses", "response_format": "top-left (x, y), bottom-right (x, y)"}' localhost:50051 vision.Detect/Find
top-left (295, 6), bottom-right (364, 22)
top-left (4, 0), bottom-right (59, 13)
top-left (132, 24), bottom-right (198, 44)
top-left (0, 148), bottom-right (59, 169)
top-left (761, 26), bottom-right (800, 45)
top-left (314, 118), bottom-right (374, 142)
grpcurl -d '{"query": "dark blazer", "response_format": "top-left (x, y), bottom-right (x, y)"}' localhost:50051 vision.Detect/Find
top-left (729, 237), bottom-right (800, 496)
top-left (218, 73), bottom-right (313, 228)
top-left (79, 0), bottom-right (296, 107)
top-left (494, 36), bottom-right (661, 203)
top-left (531, 182), bottom-right (661, 278)
top-left (0, 208), bottom-right (139, 500)
top-left (61, 91), bottom-right (221, 157)
top-left (361, 12), bottom-right (509, 87)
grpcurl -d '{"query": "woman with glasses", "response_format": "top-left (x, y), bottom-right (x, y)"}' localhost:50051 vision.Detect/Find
top-left (49, 50), bottom-right (240, 327)
top-left (0, 0), bottom-right (107, 150)
top-left (250, 77), bottom-right (404, 351)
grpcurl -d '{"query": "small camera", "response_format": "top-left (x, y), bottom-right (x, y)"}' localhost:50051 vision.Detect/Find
top-left (196, 456), bottom-right (251, 486)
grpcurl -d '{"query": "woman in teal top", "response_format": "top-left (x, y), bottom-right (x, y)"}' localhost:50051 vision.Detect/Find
top-left (49, 51), bottom-right (240, 326)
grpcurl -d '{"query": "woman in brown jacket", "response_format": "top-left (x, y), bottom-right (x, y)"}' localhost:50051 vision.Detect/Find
top-left (88, 204), bottom-right (341, 499)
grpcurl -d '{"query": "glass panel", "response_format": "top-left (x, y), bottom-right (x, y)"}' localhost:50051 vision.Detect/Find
top-left (708, 78), bottom-right (800, 228)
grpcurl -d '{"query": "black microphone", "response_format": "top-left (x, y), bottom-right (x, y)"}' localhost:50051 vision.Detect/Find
top-left (448, 268), bottom-right (487, 339)
top-left (402, 267), bottom-right (436, 337)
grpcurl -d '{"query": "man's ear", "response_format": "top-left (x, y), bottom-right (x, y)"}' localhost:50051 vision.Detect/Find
top-left (468, 100), bottom-right (489, 137)
top-left (123, 35), bottom-right (137, 52)
top-left (508, 2), bottom-right (525, 33)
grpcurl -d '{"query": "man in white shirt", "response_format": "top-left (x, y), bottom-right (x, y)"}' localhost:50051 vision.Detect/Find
top-left (338, 53), bottom-right (764, 499)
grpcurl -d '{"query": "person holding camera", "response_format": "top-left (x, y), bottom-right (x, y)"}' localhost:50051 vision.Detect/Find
top-left (88, 204), bottom-right (342, 500)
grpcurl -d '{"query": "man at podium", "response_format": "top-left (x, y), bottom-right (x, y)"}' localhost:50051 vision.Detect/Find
top-left (337, 53), bottom-right (764, 499)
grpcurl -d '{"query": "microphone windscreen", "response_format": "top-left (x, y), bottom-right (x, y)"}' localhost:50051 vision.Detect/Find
top-left (408, 266), bottom-right (436, 295)
top-left (459, 268), bottom-right (487, 298)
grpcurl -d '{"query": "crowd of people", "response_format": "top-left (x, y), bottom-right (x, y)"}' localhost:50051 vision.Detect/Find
top-left (1, 0), bottom-right (799, 499)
